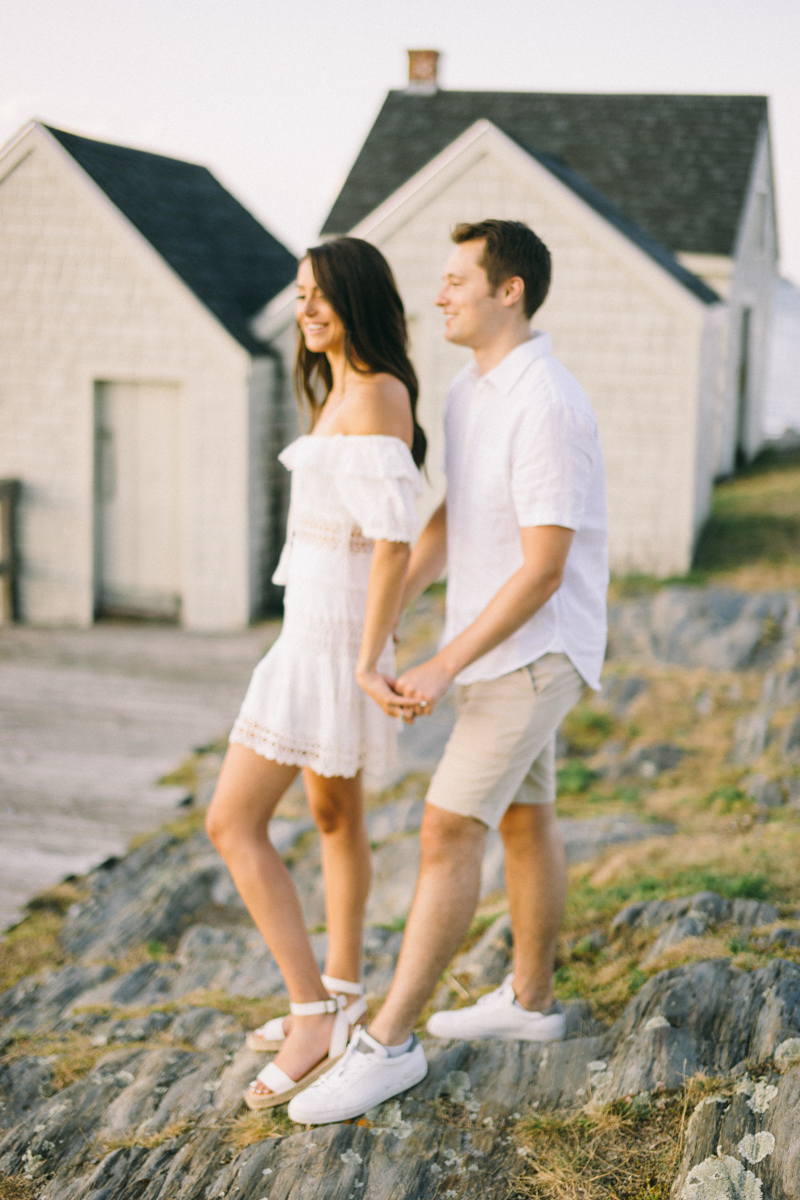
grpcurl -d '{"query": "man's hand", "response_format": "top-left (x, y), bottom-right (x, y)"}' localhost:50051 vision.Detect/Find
top-left (394, 655), bottom-right (454, 717)
top-left (356, 669), bottom-right (422, 720)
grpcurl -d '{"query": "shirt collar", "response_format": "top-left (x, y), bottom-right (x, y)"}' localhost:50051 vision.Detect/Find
top-left (468, 331), bottom-right (553, 397)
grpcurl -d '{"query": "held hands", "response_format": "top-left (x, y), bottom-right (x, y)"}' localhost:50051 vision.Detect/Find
top-left (355, 668), bottom-right (427, 721)
top-left (393, 655), bottom-right (455, 722)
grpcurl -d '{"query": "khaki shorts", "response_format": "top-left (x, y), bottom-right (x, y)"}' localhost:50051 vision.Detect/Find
top-left (426, 653), bottom-right (584, 830)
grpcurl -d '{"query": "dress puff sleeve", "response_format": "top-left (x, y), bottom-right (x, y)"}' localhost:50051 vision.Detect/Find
top-left (334, 436), bottom-right (421, 543)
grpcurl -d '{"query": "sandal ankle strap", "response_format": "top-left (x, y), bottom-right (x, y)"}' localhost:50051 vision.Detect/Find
top-left (289, 997), bottom-right (339, 1017)
top-left (321, 975), bottom-right (363, 996)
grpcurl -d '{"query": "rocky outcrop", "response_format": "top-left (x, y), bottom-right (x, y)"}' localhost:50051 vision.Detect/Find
top-left (2, 949), bottom-right (799, 1198)
top-left (607, 588), bottom-right (799, 670)
top-left (0, 759), bottom-right (797, 1196)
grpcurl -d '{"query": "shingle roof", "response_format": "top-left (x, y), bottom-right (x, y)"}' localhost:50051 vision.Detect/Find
top-left (46, 125), bottom-right (297, 353)
top-left (322, 92), bottom-right (767, 257)
top-left (525, 145), bottom-right (719, 304)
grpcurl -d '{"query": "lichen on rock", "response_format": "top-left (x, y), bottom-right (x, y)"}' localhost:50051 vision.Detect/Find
top-left (680, 1154), bottom-right (763, 1200)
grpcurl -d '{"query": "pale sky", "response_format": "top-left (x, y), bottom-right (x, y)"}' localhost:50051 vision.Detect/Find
top-left (2, 0), bottom-right (799, 282)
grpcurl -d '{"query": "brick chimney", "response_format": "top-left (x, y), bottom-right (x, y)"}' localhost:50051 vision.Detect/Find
top-left (405, 50), bottom-right (440, 95)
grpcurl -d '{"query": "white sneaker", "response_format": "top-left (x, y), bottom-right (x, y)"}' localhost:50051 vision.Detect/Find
top-left (426, 974), bottom-right (565, 1042)
top-left (287, 1027), bottom-right (428, 1125)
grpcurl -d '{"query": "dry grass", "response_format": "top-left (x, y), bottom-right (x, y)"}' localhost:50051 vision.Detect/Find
top-left (1, 1032), bottom-right (109, 1091)
top-left (173, 989), bottom-right (286, 1031)
top-left (0, 910), bottom-right (68, 995)
top-left (100, 1120), bottom-right (191, 1153)
top-left (0, 1177), bottom-right (41, 1200)
top-left (584, 826), bottom-right (800, 900)
top-left (547, 826), bottom-right (800, 1023)
top-left (224, 1108), bottom-right (294, 1149)
top-left (510, 1071), bottom-right (751, 1200)
top-left (511, 1095), bottom-right (684, 1200)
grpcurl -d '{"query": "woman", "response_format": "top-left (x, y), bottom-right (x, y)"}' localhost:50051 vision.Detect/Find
top-left (206, 237), bottom-right (426, 1109)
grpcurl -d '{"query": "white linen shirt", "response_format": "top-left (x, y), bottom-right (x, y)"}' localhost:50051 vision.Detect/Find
top-left (441, 332), bottom-right (608, 690)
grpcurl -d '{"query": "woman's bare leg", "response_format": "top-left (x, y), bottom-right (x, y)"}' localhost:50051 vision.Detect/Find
top-left (303, 767), bottom-right (371, 984)
top-left (206, 744), bottom-right (335, 1092)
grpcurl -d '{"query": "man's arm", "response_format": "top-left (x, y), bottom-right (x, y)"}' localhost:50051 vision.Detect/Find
top-left (399, 500), bottom-right (447, 612)
top-left (396, 524), bottom-right (573, 711)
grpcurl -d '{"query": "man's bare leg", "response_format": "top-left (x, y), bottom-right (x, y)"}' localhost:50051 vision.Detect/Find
top-left (499, 801), bottom-right (566, 1011)
top-left (368, 804), bottom-right (486, 1047)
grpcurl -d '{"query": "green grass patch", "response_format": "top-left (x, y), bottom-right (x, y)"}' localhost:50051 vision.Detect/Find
top-left (557, 760), bottom-right (598, 795)
top-left (561, 705), bottom-right (615, 754)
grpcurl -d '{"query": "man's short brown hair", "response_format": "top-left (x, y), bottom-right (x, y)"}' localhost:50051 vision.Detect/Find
top-left (451, 219), bottom-right (551, 318)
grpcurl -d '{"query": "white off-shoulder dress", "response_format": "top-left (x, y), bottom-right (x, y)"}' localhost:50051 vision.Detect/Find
top-left (229, 434), bottom-right (421, 780)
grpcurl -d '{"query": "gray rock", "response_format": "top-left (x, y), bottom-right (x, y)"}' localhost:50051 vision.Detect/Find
top-left (269, 816), bottom-right (316, 854)
top-left (361, 928), bottom-right (404, 998)
top-left (106, 1011), bottom-right (173, 1043)
top-left (690, 891), bottom-right (735, 923)
top-left (765, 664), bottom-right (800, 708)
top-left (641, 913), bottom-right (709, 966)
top-left (612, 892), bottom-right (732, 933)
top-left (168, 1007), bottom-right (240, 1051)
top-left (599, 674), bottom-right (648, 714)
top-left (366, 798), bottom-right (425, 843)
top-left (0, 1056), bottom-right (57, 1128)
top-left (0, 963), bottom-right (116, 1036)
top-left (561, 816), bottom-right (674, 864)
top-left (672, 1065), bottom-right (800, 1199)
top-left (743, 773), bottom-right (786, 808)
top-left (767, 927), bottom-right (800, 949)
top-left (732, 899), bottom-right (780, 927)
top-left (60, 831), bottom-right (227, 959)
top-left (781, 715), bottom-right (800, 760)
top-left (607, 587), bottom-right (798, 670)
top-left (618, 742), bottom-right (685, 779)
top-left (3, 954), bottom-right (800, 1198)
top-left (730, 710), bottom-right (771, 765)
top-left (595, 958), bottom-right (800, 1105)
top-left (444, 913), bottom-right (514, 994)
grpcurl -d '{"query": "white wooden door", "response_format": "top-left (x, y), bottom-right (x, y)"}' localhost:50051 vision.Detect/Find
top-left (94, 382), bottom-right (182, 618)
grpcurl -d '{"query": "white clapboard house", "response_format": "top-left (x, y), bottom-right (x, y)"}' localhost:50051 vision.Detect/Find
top-left (258, 57), bottom-right (777, 577)
top-left (0, 121), bottom-right (296, 629)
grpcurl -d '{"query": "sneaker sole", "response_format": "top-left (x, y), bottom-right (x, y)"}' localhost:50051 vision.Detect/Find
top-left (427, 1021), bottom-right (566, 1043)
top-left (288, 1059), bottom-right (428, 1125)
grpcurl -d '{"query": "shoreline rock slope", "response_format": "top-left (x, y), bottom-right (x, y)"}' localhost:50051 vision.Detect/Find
top-left (2, 583), bottom-right (800, 1197)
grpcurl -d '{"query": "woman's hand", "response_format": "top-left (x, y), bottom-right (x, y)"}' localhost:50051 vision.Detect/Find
top-left (356, 668), bottom-right (427, 721)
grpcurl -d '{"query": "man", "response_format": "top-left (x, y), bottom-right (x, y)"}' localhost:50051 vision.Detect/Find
top-left (288, 219), bottom-right (608, 1125)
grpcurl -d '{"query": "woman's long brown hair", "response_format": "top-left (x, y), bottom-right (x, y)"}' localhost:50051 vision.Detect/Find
top-left (294, 237), bottom-right (427, 468)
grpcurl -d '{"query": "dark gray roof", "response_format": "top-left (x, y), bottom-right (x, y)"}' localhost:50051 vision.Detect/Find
top-left (526, 147), bottom-right (718, 303)
top-left (322, 92), bottom-right (767, 258)
top-left (47, 125), bottom-right (297, 353)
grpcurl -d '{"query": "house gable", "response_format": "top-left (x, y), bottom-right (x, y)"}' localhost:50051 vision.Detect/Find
top-left (322, 90), bottom-right (767, 259)
top-left (45, 124), bottom-right (296, 353)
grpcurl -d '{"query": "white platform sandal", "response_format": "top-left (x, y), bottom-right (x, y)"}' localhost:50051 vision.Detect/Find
top-left (243, 982), bottom-right (367, 1111)
top-left (246, 976), bottom-right (365, 1052)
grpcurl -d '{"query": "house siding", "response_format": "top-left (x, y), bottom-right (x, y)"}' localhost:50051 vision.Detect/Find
top-left (0, 129), bottom-right (254, 630)
top-left (715, 127), bottom-right (778, 473)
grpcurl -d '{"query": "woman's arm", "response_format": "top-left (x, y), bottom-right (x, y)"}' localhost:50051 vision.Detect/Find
top-left (398, 500), bottom-right (447, 612)
top-left (356, 540), bottom-right (419, 716)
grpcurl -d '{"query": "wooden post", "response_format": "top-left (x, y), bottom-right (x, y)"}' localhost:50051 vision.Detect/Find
top-left (0, 479), bottom-right (21, 623)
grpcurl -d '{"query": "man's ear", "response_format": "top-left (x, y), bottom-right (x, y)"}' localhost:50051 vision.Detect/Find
top-left (500, 276), bottom-right (525, 309)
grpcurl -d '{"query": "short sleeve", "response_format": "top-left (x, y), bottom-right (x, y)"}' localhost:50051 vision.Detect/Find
top-left (335, 438), bottom-right (421, 543)
top-left (511, 400), bottom-right (597, 531)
